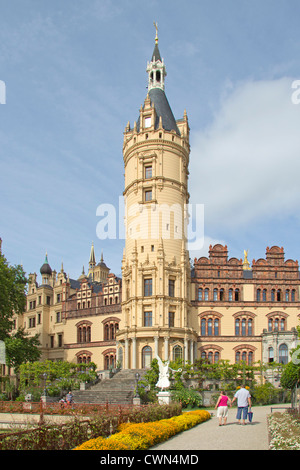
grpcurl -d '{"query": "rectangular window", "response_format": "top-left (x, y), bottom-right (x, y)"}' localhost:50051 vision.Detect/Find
top-left (145, 166), bottom-right (152, 179)
top-left (145, 189), bottom-right (152, 201)
top-left (168, 279), bottom-right (175, 297)
top-left (144, 311), bottom-right (152, 327)
top-left (29, 317), bottom-right (36, 328)
top-left (169, 312), bottom-right (175, 328)
top-left (144, 278), bottom-right (152, 297)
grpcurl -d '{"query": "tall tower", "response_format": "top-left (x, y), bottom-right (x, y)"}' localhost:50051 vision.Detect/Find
top-left (117, 28), bottom-right (197, 369)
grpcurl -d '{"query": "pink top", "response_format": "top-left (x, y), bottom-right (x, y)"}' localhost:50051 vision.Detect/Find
top-left (218, 395), bottom-right (229, 407)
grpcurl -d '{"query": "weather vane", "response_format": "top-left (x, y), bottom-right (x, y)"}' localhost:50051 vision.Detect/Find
top-left (153, 21), bottom-right (158, 44)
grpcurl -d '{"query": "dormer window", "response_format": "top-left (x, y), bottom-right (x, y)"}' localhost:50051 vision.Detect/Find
top-left (145, 117), bottom-right (151, 128)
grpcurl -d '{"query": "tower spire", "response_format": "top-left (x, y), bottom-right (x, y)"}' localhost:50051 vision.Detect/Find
top-left (154, 21), bottom-right (158, 44)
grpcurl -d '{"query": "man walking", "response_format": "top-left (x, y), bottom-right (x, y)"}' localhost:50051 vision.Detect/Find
top-left (231, 385), bottom-right (251, 425)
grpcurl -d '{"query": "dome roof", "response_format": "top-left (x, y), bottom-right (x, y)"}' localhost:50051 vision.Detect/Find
top-left (40, 253), bottom-right (52, 276)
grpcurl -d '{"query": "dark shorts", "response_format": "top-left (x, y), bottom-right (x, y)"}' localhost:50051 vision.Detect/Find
top-left (236, 406), bottom-right (248, 420)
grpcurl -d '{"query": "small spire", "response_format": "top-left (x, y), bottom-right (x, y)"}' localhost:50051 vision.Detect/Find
top-left (154, 21), bottom-right (158, 44)
top-left (89, 242), bottom-right (96, 267)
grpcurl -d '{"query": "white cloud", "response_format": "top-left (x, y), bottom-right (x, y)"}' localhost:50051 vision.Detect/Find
top-left (189, 77), bottom-right (300, 233)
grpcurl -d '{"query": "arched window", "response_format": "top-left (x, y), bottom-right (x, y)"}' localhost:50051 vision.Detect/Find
top-left (213, 289), bottom-right (218, 301)
top-left (277, 289), bottom-right (281, 302)
top-left (104, 352), bottom-right (116, 370)
top-left (204, 288), bottom-right (209, 301)
top-left (257, 289), bottom-right (261, 302)
top-left (285, 289), bottom-right (290, 302)
top-left (267, 313), bottom-right (287, 332)
top-left (263, 289), bottom-right (267, 301)
top-left (248, 351), bottom-right (253, 365)
top-left (201, 319), bottom-right (206, 336)
top-left (142, 346), bottom-right (152, 368)
top-left (279, 344), bottom-right (288, 364)
top-left (198, 288), bottom-right (203, 301)
top-left (248, 319), bottom-right (253, 336)
top-left (200, 348), bottom-right (220, 364)
top-left (291, 289), bottom-right (296, 302)
top-left (241, 319), bottom-right (246, 336)
top-left (220, 289), bottom-right (224, 301)
top-left (235, 348), bottom-right (254, 365)
top-left (214, 319), bottom-right (219, 336)
top-left (173, 345), bottom-right (183, 361)
top-left (235, 319), bottom-right (240, 336)
top-left (207, 318), bottom-right (213, 336)
top-left (77, 323), bottom-right (91, 343)
top-left (268, 319), bottom-right (273, 331)
top-left (271, 289), bottom-right (275, 302)
top-left (229, 289), bottom-right (233, 302)
top-left (104, 320), bottom-right (120, 340)
top-left (200, 313), bottom-right (221, 336)
top-left (234, 314), bottom-right (254, 336)
top-left (77, 352), bottom-right (92, 364)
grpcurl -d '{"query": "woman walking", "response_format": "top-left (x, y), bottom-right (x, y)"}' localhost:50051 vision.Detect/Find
top-left (215, 391), bottom-right (231, 426)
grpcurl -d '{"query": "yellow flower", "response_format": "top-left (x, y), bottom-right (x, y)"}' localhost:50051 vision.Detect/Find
top-left (73, 410), bottom-right (211, 451)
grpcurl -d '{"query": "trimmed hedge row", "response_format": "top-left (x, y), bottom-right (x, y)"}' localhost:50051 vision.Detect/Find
top-left (74, 409), bottom-right (211, 450)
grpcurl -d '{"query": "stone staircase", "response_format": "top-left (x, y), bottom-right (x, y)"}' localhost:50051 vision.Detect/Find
top-left (72, 369), bottom-right (146, 405)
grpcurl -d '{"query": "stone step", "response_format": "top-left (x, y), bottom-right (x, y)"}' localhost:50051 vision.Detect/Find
top-left (72, 369), bottom-right (146, 405)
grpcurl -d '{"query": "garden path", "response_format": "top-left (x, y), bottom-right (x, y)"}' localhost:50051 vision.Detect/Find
top-left (152, 405), bottom-right (287, 451)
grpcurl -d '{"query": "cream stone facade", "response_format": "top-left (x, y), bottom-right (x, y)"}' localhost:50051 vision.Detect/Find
top-left (11, 33), bottom-right (300, 376)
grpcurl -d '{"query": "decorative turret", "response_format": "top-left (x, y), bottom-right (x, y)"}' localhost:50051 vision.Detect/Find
top-left (40, 252), bottom-right (52, 284)
top-left (146, 22), bottom-right (166, 92)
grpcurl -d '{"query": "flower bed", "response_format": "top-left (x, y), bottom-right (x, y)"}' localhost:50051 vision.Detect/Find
top-left (74, 409), bottom-right (211, 450)
top-left (268, 411), bottom-right (300, 450)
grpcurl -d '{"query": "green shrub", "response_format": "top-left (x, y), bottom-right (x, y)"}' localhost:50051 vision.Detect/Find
top-left (171, 388), bottom-right (202, 408)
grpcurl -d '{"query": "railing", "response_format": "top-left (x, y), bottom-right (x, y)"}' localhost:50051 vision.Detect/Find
top-left (0, 400), bottom-right (140, 416)
top-left (0, 401), bottom-right (182, 450)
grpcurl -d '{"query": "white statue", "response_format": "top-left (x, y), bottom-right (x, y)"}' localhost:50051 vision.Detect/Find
top-left (155, 355), bottom-right (182, 391)
top-left (156, 356), bottom-right (171, 390)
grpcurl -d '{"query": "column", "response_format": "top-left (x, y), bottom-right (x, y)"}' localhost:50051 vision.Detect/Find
top-left (184, 338), bottom-right (188, 363)
top-left (164, 337), bottom-right (169, 360)
top-left (132, 336), bottom-right (137, 369)
top-left (125, 338), bottom-right (129, 369)
top-left (154, 336), bottom-right (159, 358)
top-left (190, 340), bottom-right (194, 364)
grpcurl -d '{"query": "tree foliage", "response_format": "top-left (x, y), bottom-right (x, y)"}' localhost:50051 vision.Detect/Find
top-left (0, 249), bottom-right (27, 340)
top-left (5, 327), bottom-right (41, 372)
top-left (19, 360), bottom-right (97, 398)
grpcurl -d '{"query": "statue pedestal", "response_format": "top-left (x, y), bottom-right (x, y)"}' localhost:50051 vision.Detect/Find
top-left (133, 396), bottom-right (141, 405)
top-left (157, 390), bottom-right (172, 405)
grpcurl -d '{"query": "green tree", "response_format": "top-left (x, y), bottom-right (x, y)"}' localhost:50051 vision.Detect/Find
top-left (280, 345), bottom-right (300, 390)
top-left (5, 327), bottom-right (41, 373)
top-left (0, 247), bottom-right (27, 340)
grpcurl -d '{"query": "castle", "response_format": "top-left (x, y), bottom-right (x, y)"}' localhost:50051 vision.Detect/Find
top-left (11, 32), bottom-right (300, 377)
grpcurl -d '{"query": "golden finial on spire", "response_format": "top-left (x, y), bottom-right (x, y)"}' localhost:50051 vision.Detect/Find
top-left (154, 21), bottom-right (158, 44)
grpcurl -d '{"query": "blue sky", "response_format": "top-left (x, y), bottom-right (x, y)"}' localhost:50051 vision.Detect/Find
top-left (1, 0), bottom-right (300, 281)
